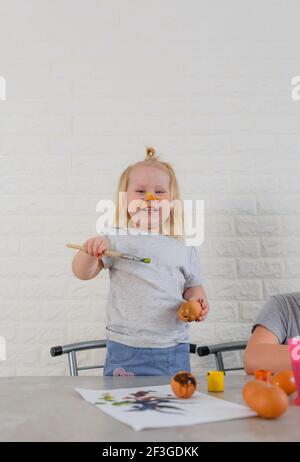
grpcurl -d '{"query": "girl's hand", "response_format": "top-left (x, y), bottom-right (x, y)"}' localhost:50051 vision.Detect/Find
top-left (184, 284), bottom-right (209, 322)
top-left (197, 297), bottom-right (209, 322)
top-left (189, 297), bottom-right (209, 322)
top-left (82, 236), bottom-right (109, 260)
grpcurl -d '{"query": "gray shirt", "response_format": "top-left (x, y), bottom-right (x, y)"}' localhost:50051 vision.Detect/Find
top-left (100, 227), bottom-right (203, 348)
top-left (252, 292), bottom-right (300, 344)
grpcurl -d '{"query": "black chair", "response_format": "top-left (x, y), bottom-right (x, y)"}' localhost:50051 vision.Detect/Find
top-left (50, 339), bottom-right (247, 376)
top-left (196, 341), bottom-right (248, 373)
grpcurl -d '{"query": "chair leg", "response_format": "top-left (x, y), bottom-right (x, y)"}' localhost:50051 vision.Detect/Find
top-left (215, 352), bottom-right (225, 374)
top-left (68, 351), bottom-right (78, 376)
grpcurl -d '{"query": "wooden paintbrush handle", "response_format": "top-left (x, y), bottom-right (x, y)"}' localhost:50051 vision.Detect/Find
top-left (66, 243), bottom-right (123, 258)
top-left (104, 249), bottom-right (124, 258)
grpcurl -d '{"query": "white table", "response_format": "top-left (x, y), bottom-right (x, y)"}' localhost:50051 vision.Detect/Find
top-left (0, 375), bottom-right (299, 442)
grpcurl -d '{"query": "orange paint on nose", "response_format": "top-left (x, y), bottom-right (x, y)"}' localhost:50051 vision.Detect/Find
top-left (145, 192), bottom-right (160, 201)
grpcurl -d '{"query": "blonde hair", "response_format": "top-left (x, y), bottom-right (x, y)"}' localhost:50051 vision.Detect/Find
top-left (113, 147), bottom-right (184, 239)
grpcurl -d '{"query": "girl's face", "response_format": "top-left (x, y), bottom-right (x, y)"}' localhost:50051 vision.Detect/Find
top-left (127, 164), bottom-right (171, 231)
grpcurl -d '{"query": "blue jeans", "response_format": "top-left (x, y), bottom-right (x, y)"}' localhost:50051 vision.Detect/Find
top-left (103, 340), bottom-right (191, 376)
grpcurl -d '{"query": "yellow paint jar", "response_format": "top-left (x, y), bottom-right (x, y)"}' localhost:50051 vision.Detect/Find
top-left (207, 370), bottom-right (224, 392)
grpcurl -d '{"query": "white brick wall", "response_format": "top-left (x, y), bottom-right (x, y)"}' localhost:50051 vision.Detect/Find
top-left (0, 0), bottom-right (299, 376)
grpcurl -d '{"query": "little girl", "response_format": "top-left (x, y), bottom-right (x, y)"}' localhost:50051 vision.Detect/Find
top-left (72, 147), bottom-right (209, 376)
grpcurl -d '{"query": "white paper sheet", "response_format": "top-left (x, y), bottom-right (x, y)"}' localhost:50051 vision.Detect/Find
top-left (75, 385), bottom-right (256, 431)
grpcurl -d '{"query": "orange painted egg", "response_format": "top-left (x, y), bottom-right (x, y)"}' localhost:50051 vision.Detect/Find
top-left (272, 370), bottom-right (296, 395)
top-left (171, 371), bottom-right (197, 399)
top-left (178, 300), bottom-right (201, 322)
top-left (243, 380), bottom-right (288, 419)
top-left (243, 380), bottom-right (265, 404)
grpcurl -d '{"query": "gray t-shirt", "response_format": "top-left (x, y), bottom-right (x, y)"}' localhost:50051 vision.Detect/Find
top-left (100, 227), bottom-right (203, 348)
top-left (252, 292), bottom-right (300, 344)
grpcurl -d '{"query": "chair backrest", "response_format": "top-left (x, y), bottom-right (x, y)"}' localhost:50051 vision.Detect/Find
top-left (51, 341), bottom-right (199, 376)
top-left (50, 340), bottom-right (247, 376)
top-left (196, 341), bottom-right (247, 374)
top-left (50, 340), bottom-right (107, 376)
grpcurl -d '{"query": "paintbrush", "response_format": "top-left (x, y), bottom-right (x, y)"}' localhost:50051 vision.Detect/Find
top-left (66, 243), bottom-right (151, 264)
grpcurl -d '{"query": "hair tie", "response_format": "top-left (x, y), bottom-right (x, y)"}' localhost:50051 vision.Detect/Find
top-left (146, 146), bottom-right (156, 159)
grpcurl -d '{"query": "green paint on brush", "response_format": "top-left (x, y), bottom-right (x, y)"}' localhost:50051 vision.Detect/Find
top-left (142, 257), bottom-right (151, 264)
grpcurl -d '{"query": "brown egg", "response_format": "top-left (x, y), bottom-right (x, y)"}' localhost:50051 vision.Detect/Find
top-left (178, 300), bottom-right (201, 322)
top-left (171, 371), bottom-right (197, 398)
top-left (243, 380), bottom-right (288, 419)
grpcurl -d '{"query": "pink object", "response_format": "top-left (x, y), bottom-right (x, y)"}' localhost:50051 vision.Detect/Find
top-left (112, 367), bottom-right (134, 377)
top-left (288, 336), bottom-right (300, 405)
